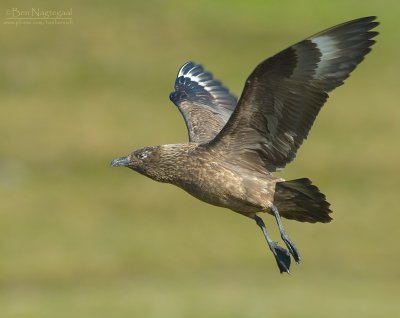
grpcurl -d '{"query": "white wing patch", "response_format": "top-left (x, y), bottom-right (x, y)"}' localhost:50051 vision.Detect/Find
top-left (177, 62), bottom-right (220, 95)
top-left (312, 35), bottom-right (340, 78)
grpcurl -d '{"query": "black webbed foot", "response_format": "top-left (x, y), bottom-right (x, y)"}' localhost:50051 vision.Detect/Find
top-left (281, 233), bottom-right (301, 264)
top-left (254, 215), bottom-right (291, 274)
top-left (270, 241), bottom-right (291, 274)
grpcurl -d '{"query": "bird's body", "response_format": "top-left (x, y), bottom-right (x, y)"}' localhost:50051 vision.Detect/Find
top-left (141, 143), bottom-right (281, 215)
top-left (112, 17), bottom-right (379, 273)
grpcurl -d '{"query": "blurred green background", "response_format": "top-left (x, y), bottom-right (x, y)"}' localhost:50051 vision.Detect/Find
top-left (1, 0), bottom-right (399, 317)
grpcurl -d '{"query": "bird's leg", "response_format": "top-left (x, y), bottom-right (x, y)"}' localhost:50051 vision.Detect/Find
top-left (254, 215), bottom-right (291, 274)
top-left (271, 205), bottom-right (301, 263)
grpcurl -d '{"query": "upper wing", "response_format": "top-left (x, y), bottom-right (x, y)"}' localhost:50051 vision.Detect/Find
top-left (169, 62), bottom-right (237, 143)
top-left (208, 16), bottom-right (379, 172)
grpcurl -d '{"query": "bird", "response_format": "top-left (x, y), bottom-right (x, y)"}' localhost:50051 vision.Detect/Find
top-left (111, 16), bottom-right (379, 273)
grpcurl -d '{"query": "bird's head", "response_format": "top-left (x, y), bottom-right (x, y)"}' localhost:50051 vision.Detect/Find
top-left (111, 146), bottom-right (161, 176)
top-left (112, 143), bottom-right (190, 183)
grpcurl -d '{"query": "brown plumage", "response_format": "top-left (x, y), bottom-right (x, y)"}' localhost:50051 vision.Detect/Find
top-left (112, 17), bottom-right (379, 273)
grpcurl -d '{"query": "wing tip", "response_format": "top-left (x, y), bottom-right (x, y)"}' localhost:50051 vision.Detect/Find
top-left (349, 15), bottom-right (378, 25)
top-left (348, 16), bottom-right (380, 33)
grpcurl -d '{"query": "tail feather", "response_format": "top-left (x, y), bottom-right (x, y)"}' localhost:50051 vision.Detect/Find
top-left (273, 178), bottom-right (332, 223)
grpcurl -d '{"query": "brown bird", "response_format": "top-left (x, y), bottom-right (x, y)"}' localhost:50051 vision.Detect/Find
top-left (112, 17), bottom-right (379, 273)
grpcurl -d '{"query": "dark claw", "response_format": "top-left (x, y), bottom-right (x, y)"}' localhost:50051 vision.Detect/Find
top-left (271, 242), bottom-right (291, 274)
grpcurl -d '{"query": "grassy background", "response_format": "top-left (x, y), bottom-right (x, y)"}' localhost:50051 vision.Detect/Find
top-left (1, 0), bottom-right (399, 317)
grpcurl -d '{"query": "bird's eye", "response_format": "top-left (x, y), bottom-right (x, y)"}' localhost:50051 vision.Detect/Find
top-left (137, 152), bottom-right (148, 160)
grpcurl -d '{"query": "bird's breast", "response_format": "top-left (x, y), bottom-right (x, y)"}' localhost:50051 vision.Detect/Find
top-left (172, 158), bottom-right (275, 214)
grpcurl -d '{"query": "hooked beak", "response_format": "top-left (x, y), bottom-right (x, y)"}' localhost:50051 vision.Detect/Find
top-left (110, 156), bottom-right (130, 167)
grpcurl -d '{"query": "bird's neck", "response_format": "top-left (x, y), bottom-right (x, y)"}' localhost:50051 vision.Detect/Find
top-left (145, 143), bottom-right (198, 183)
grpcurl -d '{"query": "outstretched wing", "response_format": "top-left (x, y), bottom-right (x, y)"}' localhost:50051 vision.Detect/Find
top-left (209, 16), bottom-right (379, 172)
top-left (169, 62), bottom-right (237, 143)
